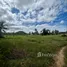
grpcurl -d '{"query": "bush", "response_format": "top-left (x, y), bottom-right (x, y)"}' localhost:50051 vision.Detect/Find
top-left (0, 43), bottom-right (15, 67)
top-left (61, 34), bottom-right (67, 37)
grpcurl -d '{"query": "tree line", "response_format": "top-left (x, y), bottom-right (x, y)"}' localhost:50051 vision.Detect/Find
top-left (29, 28), bottom-right (59, 35)
top-left (0, 21), bottom-right (67, 38)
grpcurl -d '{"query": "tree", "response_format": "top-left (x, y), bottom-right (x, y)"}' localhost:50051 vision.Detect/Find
top-left (34, 28), bottom-right (39, 35)
top-left (46, 29), bottom-right (50, 35)
top-left (0, 21), bottom-right (8, 38)
top-left (55, 30), bottom-right (59, 35)
top-left (52, 30), bottom-right (55, 35)
top-left (41, 28), bottom-right (50, 35)
top-left (52, 30), bottom-right (59, 35)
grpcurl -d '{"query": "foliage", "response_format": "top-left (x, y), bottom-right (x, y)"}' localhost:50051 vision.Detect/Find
top-left (34, 29), bottom-right (39, 35)
top-left (41, 28), bottom-right (50, 35)
top-left (0, 21), bottom-right (8, 38)
top-left (31, 29), bottom-right (39, 35)
top-left (61, 34), bottom-right (67, 37)
top-left (0, 35), bottom-right (67, 67)
top-left (52, 30), bottom-right (59, 35)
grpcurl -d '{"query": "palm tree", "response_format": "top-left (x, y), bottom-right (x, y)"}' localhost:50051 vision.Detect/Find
top-left (0, 21), bottom-right (8, 38)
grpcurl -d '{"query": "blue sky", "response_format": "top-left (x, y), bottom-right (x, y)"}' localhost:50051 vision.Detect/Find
top-left (0, 0), bottom-right (67, 33)
top-left (11, 7), bottom-right (20, 14)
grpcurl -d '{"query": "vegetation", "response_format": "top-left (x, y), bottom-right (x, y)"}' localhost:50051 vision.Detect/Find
top-left (0, 21), bottom-right (8, 38)
top-left (0, 35), bottom-right (67, 67)
top-left (41, 28), bottom-right (50, 35)
top-left (0, 20), bottom-right (67, 67)
top-left (64, 46), bottom-right (67, 67)
top-left (61, 34), bottom-right (67, 37)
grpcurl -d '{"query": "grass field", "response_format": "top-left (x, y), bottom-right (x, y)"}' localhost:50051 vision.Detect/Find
top-left (0, 35), bottom-right (67, 67)
top-left (64, 46), bottom-right (67, 67)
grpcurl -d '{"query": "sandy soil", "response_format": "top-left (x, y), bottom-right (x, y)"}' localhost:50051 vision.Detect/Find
top-left (51, 46), bottom-right (66, 67)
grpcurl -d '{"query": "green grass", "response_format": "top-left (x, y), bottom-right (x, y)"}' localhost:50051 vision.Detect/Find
top-left (64, 46), bottom-right (67, 67)
top-left (0, 35), bottom-right (67, 67)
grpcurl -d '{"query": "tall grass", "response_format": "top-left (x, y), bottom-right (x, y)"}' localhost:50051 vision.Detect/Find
top-left (0, 35), bottom-right (67, 67)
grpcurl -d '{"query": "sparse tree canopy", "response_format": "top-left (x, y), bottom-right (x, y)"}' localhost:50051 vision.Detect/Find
top-left (34, 28), bottom-right (39, 35)
top-left (52, 30), bottom-right (59, 35)
top-left (55, 30), bottom-right (59, 35)
top-left (0, 21), bottom-right (8, 38)
top-left (41, 28), bottom-right (50, 35)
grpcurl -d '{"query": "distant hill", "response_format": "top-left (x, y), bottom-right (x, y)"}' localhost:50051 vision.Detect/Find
top-left (4, 31), bottom-right (27, 35)
top-left (15, 31), bottom-right (27, 35)
top-left (59, 32), bottom-right (67, 34)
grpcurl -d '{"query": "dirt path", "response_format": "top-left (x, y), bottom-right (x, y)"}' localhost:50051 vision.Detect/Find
top-left (54, 47), bottom-right (66, 67)
top-left (53, 46), bottom-right (66, 67)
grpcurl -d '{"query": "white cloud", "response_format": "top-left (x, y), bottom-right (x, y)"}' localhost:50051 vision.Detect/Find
top-left (18, 0), bottom-right (65, 22)
top-left (0, 0), bottom-right (66, 22)
top-left (21, 18), bottom-right (36, 23)
top-left (60, 20), bottom-right (64, 24)
top-left (10, 0), bottom-right (35, 10)
top-left (0, 0), bottom-right (67, 32)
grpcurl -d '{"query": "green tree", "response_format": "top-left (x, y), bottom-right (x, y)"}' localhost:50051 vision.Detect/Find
top-left (0, 21), bottom-right (8, 38)
top-left (52, 30), bottom-right (55, 35)
top-left (52, 30), bottom-right (59, 35)
top-left (41, 28), bottom-right (50, 35)
top-left (55, 30), bottom-right (59, 35)
top-left (34, 28), bottom-right (39, 35)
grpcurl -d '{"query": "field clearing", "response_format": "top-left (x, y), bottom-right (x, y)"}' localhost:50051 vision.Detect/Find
top-left (0, 35), bottom-right (67, 67)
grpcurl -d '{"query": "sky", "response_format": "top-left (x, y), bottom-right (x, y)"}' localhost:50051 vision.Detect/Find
top-left (0, 0), bottom-right (67, 33)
